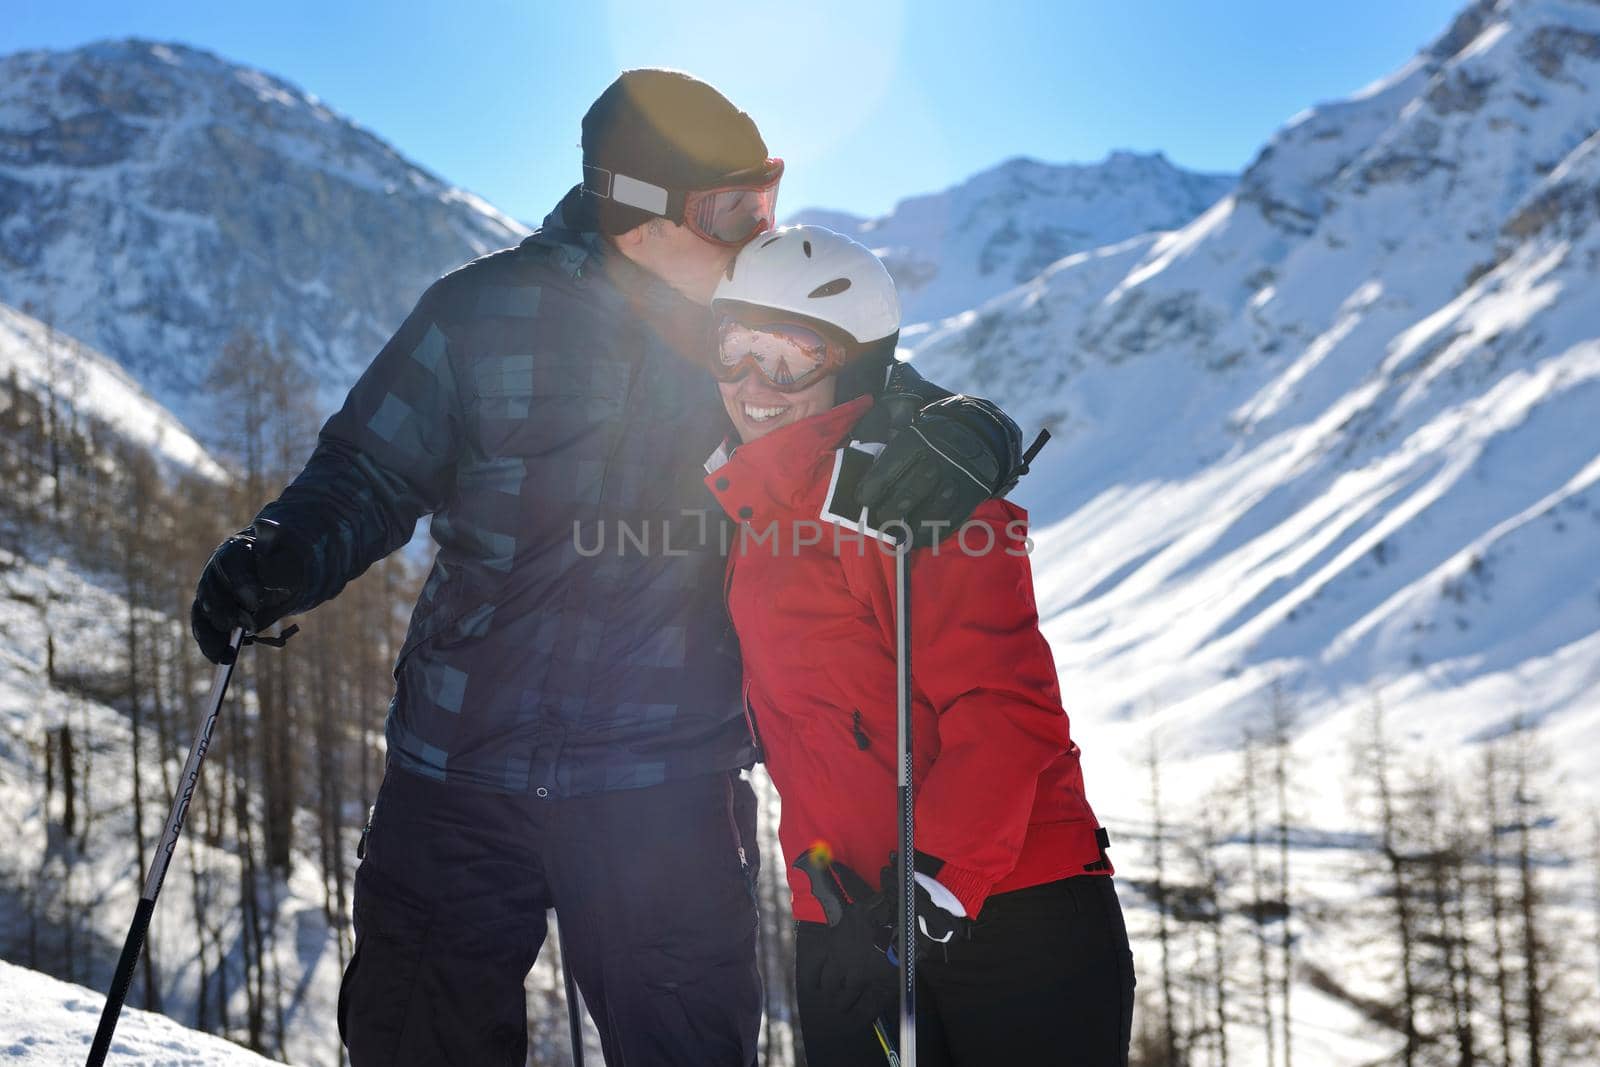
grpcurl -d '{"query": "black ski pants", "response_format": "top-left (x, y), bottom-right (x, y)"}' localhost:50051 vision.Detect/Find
top-left (797, 875), bottom-right (1136, 1066)
top-left (338, 763), bottom-right (762, 1066)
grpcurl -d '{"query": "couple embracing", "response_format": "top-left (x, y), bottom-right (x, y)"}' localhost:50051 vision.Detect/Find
top-left (192, 68), bottom-right (1133, 1066)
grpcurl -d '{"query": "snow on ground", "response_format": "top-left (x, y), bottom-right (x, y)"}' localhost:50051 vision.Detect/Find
top-left (0, 958), bottom-right (287, 1065)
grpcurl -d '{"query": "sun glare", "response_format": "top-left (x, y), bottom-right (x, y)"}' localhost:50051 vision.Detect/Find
top-left (601, 0), bottom-right (906, 167)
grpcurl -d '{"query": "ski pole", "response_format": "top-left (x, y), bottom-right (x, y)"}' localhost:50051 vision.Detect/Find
top-left (86, 624), bottom-right (296, 1067)
top-left (556, 915), bottom-right (585, 1067)
top-left (893, 533), bottom-right (916, 1067)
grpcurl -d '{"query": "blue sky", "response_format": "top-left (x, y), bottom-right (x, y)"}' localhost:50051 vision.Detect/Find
top-left (5, 0), bottom-right (1467, 225)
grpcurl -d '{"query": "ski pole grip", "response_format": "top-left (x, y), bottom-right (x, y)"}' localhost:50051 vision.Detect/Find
top-left (793, 848), bottom-right (847, 927)
top-left (245, 623), bottom-right (299, 649)
top-left (86, 897), bottom-right (155, 1067)
top-left (1021, 428), bottom-right (1051, 468)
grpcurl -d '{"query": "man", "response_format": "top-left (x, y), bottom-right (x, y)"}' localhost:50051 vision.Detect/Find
top-left (191, 69), bottom-right (1027, 1066)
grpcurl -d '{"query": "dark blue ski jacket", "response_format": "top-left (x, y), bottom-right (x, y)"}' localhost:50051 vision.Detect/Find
top-left (257, 187), bottom-right (754, 795)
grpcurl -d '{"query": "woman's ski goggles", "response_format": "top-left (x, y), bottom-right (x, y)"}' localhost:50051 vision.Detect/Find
top-left (713, 314), bottom-right (848, 393)
top-left (683, 158), bottom-right (784, 245)
top-left (584, 158), bottom-right (784, 247)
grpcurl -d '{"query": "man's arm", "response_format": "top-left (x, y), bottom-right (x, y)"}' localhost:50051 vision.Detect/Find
top-left (852, 362), bottom-right (1030, 547)
top-left (258, 281), bottom-right (465, 609)
top-left (191, 281), bottom-right (465, 660)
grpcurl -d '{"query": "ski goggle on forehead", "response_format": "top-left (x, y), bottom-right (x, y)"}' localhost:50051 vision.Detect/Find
top-left (584, 158), bottom-right (784, 246)
top-left (713, 314), bottom-right (848, 393)
top-left (684, 158), bottom-right (784, 245)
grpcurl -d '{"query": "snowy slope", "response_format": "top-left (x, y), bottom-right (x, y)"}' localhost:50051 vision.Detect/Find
top-left (790, 151), bottom-right (1234, 327)
top-left (906, 0), bottom-right (1600, 821)
top-left (0, 959), bottom-right (287, 1065)
top-left (0, 301), bottom-right (222, 479)
top-left (0, 40), bottom-right (527, 425)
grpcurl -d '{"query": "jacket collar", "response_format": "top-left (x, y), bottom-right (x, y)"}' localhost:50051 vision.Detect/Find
top-left (704, 396), bottom-right (874, 527)
top-left (528, 185), bottom-right (713, 368)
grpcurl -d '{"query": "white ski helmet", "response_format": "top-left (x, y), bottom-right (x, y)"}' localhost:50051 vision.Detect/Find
top-left (713, 225), bottom-right (901, 349)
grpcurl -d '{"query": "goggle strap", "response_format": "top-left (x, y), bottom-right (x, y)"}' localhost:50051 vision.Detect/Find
top-left (581, 162), bottom-right (612, 197)
top-left (582, 163), bottom-right (677, 218)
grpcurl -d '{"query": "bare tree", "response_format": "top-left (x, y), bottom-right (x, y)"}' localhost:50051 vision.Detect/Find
top-left (1507, 720), bottom-right (1544, 1067)
top-left (1592, 812), bottom-right (1600, 1026)
top-left (1241, 730), bottom-right (1277, 1067)
top-left (1367, 695), bottom-right (1422, 1067)
top-left (1412, 764), bottom-right (1476, 1067)
top-left (1440, 786), bottom-right (1477, 1067)
top-left (1479, 745), bottom-right (1514, 1067)
top-left (1148, 731), bottom-right (1183, 1066)
top-left (1266, 685), bottom-right (1295, 1067)
top-left (1190, 792), bottom-right (1232, 1067)
top-left (119, 441), bottom-right (166, 1010)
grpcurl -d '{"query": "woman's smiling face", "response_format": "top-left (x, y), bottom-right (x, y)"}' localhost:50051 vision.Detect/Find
top-left (717, 367), bottom-right (838, 443)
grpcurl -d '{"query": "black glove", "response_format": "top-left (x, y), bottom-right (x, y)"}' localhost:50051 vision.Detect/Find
top-left (855, 394), bottom-right (1026, 548)
top-left (874, 853), bottom-right (974, 956)
top-left (190, 519), bottom-right (311, 663)
top-left (794, 859), bottom-right (897, 1032)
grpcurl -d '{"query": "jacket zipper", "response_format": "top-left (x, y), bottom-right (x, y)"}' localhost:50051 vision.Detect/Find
top-left (723, 773), bottom-right (750, 874)
top-left (726, 554), bottom-right (767, 763)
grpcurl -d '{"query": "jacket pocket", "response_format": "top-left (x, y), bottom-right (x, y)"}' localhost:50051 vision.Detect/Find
top-left (341, 863), bottom-right (435, 1062)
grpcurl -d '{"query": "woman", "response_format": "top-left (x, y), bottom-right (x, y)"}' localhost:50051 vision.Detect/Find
top-left (702, 226), bottom-right (1135, 1065)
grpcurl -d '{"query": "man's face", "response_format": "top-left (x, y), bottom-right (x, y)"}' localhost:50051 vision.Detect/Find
top-left (620, 219), bottom-right (740, 306)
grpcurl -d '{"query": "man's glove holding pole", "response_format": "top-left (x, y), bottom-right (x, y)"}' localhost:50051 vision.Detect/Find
top-left (191, 518), bottom-right (313, 664)
top-left (855, 393), bottom-right (1031, 548)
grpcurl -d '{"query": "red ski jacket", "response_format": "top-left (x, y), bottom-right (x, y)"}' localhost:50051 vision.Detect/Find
top-left (706, 396), bottom-right (1109, 924)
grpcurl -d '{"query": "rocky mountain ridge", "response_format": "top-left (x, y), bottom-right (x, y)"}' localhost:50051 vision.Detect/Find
top-left (0, 39), bottom-right (527, 429)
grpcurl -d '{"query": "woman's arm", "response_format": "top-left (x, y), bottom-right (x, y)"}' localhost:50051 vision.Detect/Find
top-left (846, 500), bottom-right (1073, 917)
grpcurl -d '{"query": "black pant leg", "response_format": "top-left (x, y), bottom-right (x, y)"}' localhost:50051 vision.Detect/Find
top-left (922, 876), bottom-right (1136, 1067)
top-left (549, 770), bottom-right (762, 1067)
top-left (339, 767), bottom-right (553, 1067)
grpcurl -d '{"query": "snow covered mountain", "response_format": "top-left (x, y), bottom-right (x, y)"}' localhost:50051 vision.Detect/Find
top-left (0, 959), bottom-right (285, 1065)
top-left (908, 0), bottom-right (1600, 814)
top-left (790, 152), bottom-right (1235, 327)
top-left (0, 40), bottom-right (527, 427)
top-left (0, 301), bottom-right (221, 480)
